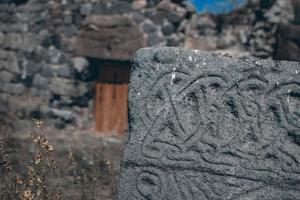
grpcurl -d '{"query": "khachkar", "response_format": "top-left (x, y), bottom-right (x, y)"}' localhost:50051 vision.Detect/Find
top-left (117, 47), bottom-right (300, 200)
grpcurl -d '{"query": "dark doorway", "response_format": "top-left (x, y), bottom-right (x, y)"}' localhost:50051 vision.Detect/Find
top-left (93, 61), bottom-right (131, 136)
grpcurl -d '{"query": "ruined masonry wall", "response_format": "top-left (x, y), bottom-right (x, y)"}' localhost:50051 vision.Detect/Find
top-left (0, 0), bottom-right (195, 129)
top-left (0, 0), bottom-right (294, 129)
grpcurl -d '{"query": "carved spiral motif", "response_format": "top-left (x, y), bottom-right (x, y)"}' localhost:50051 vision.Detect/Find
top-left (119, 49), bottom-right (300, 200)
top-left (136, 171), bottom-right (162, 200)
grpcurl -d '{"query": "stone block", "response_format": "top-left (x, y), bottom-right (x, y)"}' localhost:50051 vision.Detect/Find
top-left (103, 1), bottom-right (132, 15)
top-left (32, 74), bottom-right (48, 89)
top-left (1, 83), bottom-right (25, 96)
top-left (131, 12), bottom-right (145, 24)
top-left (48, 108), bottom-right (76, 123)
top-left (21, 60), bottom-right (42, 76)
top-left (0, 23), bottom-right (28, 33)
top-left (4, 33), bottom-right (38, 53)
top-left (0, 93), bottom-right (8, 113)
top-left (80, 3), bottom-right (93, 15)
top-left (0, 60), bottom-right (20, 74)
top-left (48, 64), bottom-right (72, 78)
top-left (41, 63), bottom-right (73, 78)
top-left (0, 71), bottom-right (14, 83)
top-left (72, 57), bottom-right (89, 73)
top-left (46, 46), bottom-right (63, 64)
top-left (161, 23), bottom-right (175, 35)
top-left (117, 47), bottom-right (300, 199)
top-left (0, 49), bottom-right (8, 60)
top-left (147, 32), bottom-right (165, 46)
top-left (20, 33), bottom-right (38, 53)
top-left (4, 33), bottom-right (22, 49)
top-left (49, 77), bottom-right (90, 97)
top-left (143, 22), bottom-right (157, 34)
top-left (132, 0), bottom-right (147, 10)
top-left (6, 51), bottom-right (18, 62)
top-left (0, 32), bottom-right (4, 46)
top-left (30, 88), bottom-right (52, 101)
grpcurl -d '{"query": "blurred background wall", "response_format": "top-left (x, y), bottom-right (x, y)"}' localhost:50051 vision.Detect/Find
top-left (0, 0), bottom-right (299, 135)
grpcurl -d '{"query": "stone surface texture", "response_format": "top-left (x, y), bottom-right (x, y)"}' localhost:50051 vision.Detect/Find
top-left (118, 47), bottom-right (300, 200)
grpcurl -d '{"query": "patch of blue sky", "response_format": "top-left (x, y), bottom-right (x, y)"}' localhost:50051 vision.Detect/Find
top-left (188, 0), bottom-right (247, 14)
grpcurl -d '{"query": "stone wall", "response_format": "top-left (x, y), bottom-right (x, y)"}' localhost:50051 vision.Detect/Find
top-left (0, 0), bottom-right (297, 129)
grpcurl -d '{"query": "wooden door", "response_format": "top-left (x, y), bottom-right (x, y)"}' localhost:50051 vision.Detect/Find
top-left (94, 63), bottom-right (130, 135)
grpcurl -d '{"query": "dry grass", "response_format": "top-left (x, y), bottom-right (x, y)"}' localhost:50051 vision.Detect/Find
top-left (0, 120), bottom-right (121, 200)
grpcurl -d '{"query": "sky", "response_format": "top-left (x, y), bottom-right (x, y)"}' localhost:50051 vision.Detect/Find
top-left (188, 0), bottom-right (247, 14)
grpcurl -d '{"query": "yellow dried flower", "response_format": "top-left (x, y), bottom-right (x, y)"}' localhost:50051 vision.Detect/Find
top-left (33, 118), bottom-right (43, 128)
top-left (15, 175), bottom-right (24, 185)
top-left (33, 135), bottom-right (40, 143)
top-left (106, 160), bottom-right (111, 165)
top-left (22, 189), bottom-right (34, 200)
top-left (27, 166), bottom-right (34, 176)
top-left (6, 164), bottom-right (12, 171)
top-left (28, 178), bottom-right (35, 186)
top-left (46, 144), bottom-right (54, 152)
top-left (35, 153), bottom-right (42, 164)
top-left (37, 177), bottom-right (42, 183)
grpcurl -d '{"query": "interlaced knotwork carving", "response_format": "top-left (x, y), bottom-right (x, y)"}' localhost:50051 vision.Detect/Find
top-left (117, 48), bottom-right (300, 200)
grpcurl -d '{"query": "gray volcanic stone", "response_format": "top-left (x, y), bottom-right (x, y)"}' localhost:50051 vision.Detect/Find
top-left (80, 3), bottom-right (93, 15)
top-left (23, 60), bottom-right (42, 76)
top-left (49, 77), bottom-right (90, 97)
top-left (48, 108), bottom-right (75, 123)
top-left (117, 47), bottom-right (300, 200)
top-left (1, 83), bottom-right (25, 96)
top-left (0, 71), bottom-right (13, 83)
top-left (161, 23), bottom-right (175, 35)
top-left (147, 32), bottom-right (164, 46)
top-left (0, 49), bottom-right (7, 59)
top-left (72, 57), bottom-right (89, 73)
top-left (41, 63), bottom-right (72, 78)
top-left (143, 22), bottom-right (157, 33)
top-left (32, 74), bottom-right (48, 89)
top-left (0, 52), bottom-right (20, 73)
top-left (131, 12), bottom-right (145, 24)
top-left (49, 64), bottom-right (72, 78)
top-left (0, 32), bottom-right (4, 46)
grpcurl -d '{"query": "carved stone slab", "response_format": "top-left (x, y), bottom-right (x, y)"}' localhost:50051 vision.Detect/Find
top-left (117, 47), bottom-right (300, 200)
